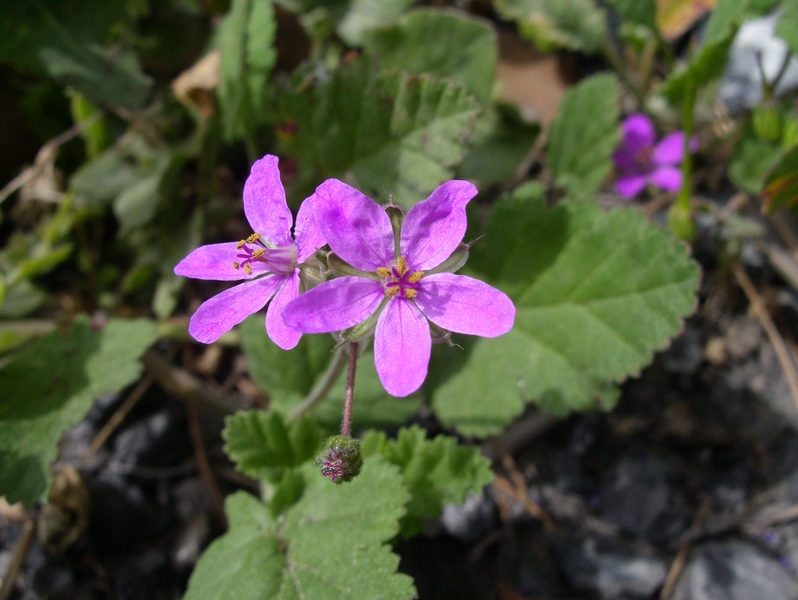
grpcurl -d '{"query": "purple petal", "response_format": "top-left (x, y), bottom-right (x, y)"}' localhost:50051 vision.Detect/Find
top-left (620, 113), bottom-right (656, 155)
top-left (414, 274), bottom-right (515, 337)
top-left (188, 275), bottom-right (283, 344)
top-left (294, 194), bottom-right (325, 263)
top-left (401, 180), bottom-right (477, 271)
top-left (652, 132), bottom-right (698, 166)
top-left (282, 276), bottom-right (384, 333)
top-left (614, 173), bottom-right (648, 198)
top-left (374, 299), bottom-right (431, 397)
top-left (612, 147), bottom-right (638, 171)
top-left (265, 272), bottom-right (301, 350)
top-left (242, 155), bottom-right (293, 247)
top-left (313, 179), bottom-right (393, 271)
top-left (649, 166), bottom-right (682, 192)
top-left (174, 242), bottom-right (268, 281)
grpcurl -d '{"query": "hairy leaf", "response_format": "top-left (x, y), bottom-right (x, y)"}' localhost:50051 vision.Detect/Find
top-left (283, 56), bottom-right (480, 207)
top-left (430, 184), bottom-right (700, 436)
top-left (493, 0), bottom-right (607, 53)
top-left (0, 318), bottom-right (156, 506)
top-left (184, 459), bottom-right (416, 599)
top-left (223, 410), bottom-right (324, 482)
top-left (362, 8), bottom-right (497, 104)
top-left (547, 74), bottom-right (619, 199)
top-left (362, 426), bottom-right (493, 536)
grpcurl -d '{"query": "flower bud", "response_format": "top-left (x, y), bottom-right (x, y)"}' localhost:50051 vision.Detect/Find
top-left (753, 105), bottom-right (783, 144)
top-left (316, 436), bottom-right (362, 484)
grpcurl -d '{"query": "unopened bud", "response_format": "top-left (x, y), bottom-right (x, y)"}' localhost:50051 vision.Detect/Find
top-left (316, 436), bottom-right (362, 484)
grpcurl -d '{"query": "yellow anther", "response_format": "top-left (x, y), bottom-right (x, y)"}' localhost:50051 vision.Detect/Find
top-left (232, 261), bottom-right (240, 270)
top-left (404, 289), bottom-right (418, 299)
top-left (396, 256), bottom-right (409, 276)
top-left (407, 271), bottom-right (424, 283)
top-left (244, 263), bottom-right (252, 275)
top-left (251, 248), bottom-right (266, 258)
top-left (386, 287), bottom-right (400, 297)
top-left (236, 240), bottom-right (246, 249)
top-left (247, 233), bottom-right (261, 243)
top-left (376, 267), bottom-right (391, 278)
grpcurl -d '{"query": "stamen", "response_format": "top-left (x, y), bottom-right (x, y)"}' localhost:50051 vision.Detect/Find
top-left (386, 287), bottom-right (400, 297)
top-left (247, 233), bottom-right (261, 244)
top-left (376, 267), bottom-right (391, 278)
top-left (251, 248), bottom-right (266, 258)
top-left (236, 240), bottom-right (246, 249)
top-left (396, 256), bottom-right (409, 276)
top-left (407, 271), bottom-right (424, 283)
top-left (405, 289), bottom-right (418, 299)
top-left (232, 261), bottom-right (240, 270)
top-left (244, 263), bottom-right (252, 275)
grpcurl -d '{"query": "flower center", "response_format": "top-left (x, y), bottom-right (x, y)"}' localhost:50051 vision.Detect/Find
top-left (232, 233), bottom-right (297, 276)
top-left (634, 146), bottom-right (653, 170)
top-left (377, 256), bottom-right (424, 299)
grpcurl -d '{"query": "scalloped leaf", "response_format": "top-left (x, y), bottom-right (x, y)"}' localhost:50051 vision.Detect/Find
top-left (362, 425), bottom-right (493, 536)
top-left (547, 73), bottom-right (619, 199)
top-left (282, 56), bottom-right (481, 207)
top-left (240, 315), bottom-right (421, 429)
top-left (493, 0), bottom-right (607, 53)
top-left (223, 410), bottom-right (324, 483)
top-left (184, 458), bottom-right (416, 600)
top-left (0, 318), bottom-right (157, 506)
top-left (429, 183), bottom-right (700, 437)
top-left (215, 0), bottom-right (277, 140)
top-left (361, 8), bottom-right (497, 104)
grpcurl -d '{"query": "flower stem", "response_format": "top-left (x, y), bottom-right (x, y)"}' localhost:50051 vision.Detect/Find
top-left (287, 345), bottom-right (348, 421)
top-left (668, 77), bottom-right (696, 241)
top-left (340, 342), bottom-right (358, 438)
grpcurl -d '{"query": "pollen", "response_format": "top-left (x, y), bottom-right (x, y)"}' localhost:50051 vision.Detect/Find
top-left (244, 263), bottom-right (252, 275)
top-left (246, 233), bottom-right (261, 244)
top-left (407, 271), bottom-right (423, 283)
top-left (232, 261), bottom-right (240, 270)
top-left (236, 240), bottom-right (246, 249)
top-left (404, 289), bottom-right (418, 299)
top-left (376, 267), bottom-right (391, 278)
top-left (386, 287), bottom-right (400, 297)
top-left (251, 248), bottom-right (266, 258)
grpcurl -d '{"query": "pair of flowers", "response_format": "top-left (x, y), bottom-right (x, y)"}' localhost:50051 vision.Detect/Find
top-left (175, 155), bottom-right (515, 397)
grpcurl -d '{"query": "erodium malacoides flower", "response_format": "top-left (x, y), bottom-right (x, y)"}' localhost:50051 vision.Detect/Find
top-left (613, 113), bottom-right (698, 198)
top-left (174, 155), bottom-right (324, 349)
top-left (282, 179), bottom-right (516, 397)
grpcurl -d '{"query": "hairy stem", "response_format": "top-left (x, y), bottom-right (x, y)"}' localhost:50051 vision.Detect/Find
top-left (340, 342), bottom-right (359, 438)
top-left (287, 345), bottom-right (348, 421)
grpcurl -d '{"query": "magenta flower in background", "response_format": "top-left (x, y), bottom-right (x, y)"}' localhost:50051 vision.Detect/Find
top-left (282, 179), bottom-right (516, 397)
top-left (613, 113), bottom-right (698, 198)
top-left (174, 155), bottom-right (324, 349)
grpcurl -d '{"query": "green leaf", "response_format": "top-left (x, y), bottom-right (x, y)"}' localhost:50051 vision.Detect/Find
top-left (0, 317), bottom-right (157, 506)
top-left (763, 145), bottom-right (798, 212)
top-left (606, 0), bottom-right (656, 28)
top-left (728, 132), bottom-right (782, 196)
top-left (362, 426), bottom-right (493, 536)
top-left (776, 2), bottom-right (798, 56)
top-left (215, 0), bottom-right (277, 141)
top-left (70, 147), bottom-right (139, 208)
top-left (283, 56), bottom-right (481, 207)
top-left (223, 410), bottom-right (324, 482)
top-left (458, 104), bottom-right (540, 187)
top-left (429, 184), bottom-right (700, 436)
top-left (362, 8), bottom-right (497, 104)
top-left (240, 316), bottom-right (422, 429)
top-left (660, 0), bottom-right (779, 104)
top-left (493, 0), bottom-right (607, 53)
top-left (184, 459), bottom-right (416, 600)
top-left (547, 74), bottom-right (619, 199)
top-left (337, 0), bottom-right (419, 45)
top-left (113, 152), bottom-right (172, 228)
top-left (0, 2), bottom-right (151, 109)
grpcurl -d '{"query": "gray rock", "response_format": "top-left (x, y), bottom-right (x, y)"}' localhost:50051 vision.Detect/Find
top-left (672, 540), bottom-right (798, 600)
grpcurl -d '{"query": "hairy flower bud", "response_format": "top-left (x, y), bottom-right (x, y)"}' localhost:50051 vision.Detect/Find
top-left (316, 436), bottom-right (363, 484)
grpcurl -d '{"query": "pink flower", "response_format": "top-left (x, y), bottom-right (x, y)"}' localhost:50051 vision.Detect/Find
top-left (613, 113), bottom-right (698, 198)
top-left (174, 155), bottom-right (324, 349)
top-left (282, 179), bottom-right (516, 397)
